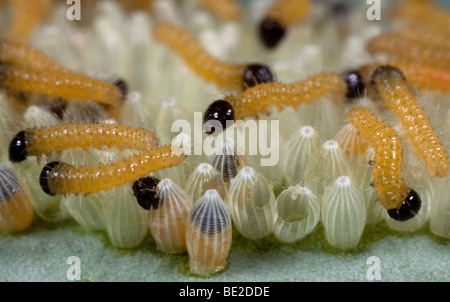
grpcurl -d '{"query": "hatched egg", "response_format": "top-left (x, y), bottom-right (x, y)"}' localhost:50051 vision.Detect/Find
top-left (185, 163), bottom-right (227, 205)
top-left (0, 164), bottom-right (34, 233)
top-left (321, 175), bottom-right (366, 250)
top-left (228, 166), bottom-right (274, 239)
top-left (132, 176), bottom-right (192, 254)
top-left (282, 125), bottom-right (319, 185)
top-left (186, 189), bottom-right (232, 277)
top-left (273, 185), bottom-right (320, 243)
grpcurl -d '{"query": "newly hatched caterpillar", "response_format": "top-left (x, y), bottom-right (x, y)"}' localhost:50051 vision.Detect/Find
top-left (191, 0), bottom-right (242, 22)
top-left (152, 22), bottom-right (274, 92)
top-left (203, 72), bottom-right (348, 134)
top-left (39, 145), bottom-right (186, 196)
top-left (9, 124), bottom-right (160, 162)
top-left (356, 62), bottom-right (450, 93)
top-left (259, 0), bottom-right (312, 48)
top-left (132, 176), bottom-right (192, 254)
top-left (3, 0), bottom-right (51, 43)
top-left (347, 107), bottom-right (422, 221)
top-left (371, 65), bottom-right (449, 178)
top-left (0, 164), bottom-right (34, 233)
top-left (186, 189), bottom-right (232, 276)
top-left (0, 61), bottom-right (126, 107)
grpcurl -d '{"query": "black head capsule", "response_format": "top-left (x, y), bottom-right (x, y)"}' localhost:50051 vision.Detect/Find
top-left (9, 131), bottom-right (28, 163)
top-left (203, 100), bottom-right (235, 135)
top-left (387, 189), bottom-right (422, 221)
top-left (371, 65), bottom-right (406, 91)
top-left (243, 64), bottom-right (274, 89)
top-left (39, 161), bottom-right (61, 196)
top-left (113, 78), bottom-right (129, 101)
top-left (259, 18), bottom-right (286, 49)
top-left (132, 176), bottom-right (161, 210)
top-left (342, 70), bottom-right (365, 99)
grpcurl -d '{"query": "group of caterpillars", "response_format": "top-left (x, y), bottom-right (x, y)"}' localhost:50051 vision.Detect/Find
top-left (0, 0), bottom-right (449, 277)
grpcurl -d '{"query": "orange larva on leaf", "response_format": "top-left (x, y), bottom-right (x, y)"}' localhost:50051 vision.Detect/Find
top-left (259, 0), bottom-right (312, 48)
top-left (347, 107), bottom-right (422, 221)
top-left (153, 22), bottom-right (274, 91)
top-left (39, 145), bottom-right (186, 196)
top-left (371, 65), bottom-right (449, 178)
top-left (0, 164), bottom-right (34, 233)
top-left (8, 124), bottom-right (160, 163)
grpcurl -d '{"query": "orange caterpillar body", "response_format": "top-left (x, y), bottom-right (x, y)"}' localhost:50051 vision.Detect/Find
top-left (367, 33), bottom-right (450, 71)
top-left (225, 72), bottom-right (346, 120)
top-left (0, 62), bottom-right (124, 107)
top-left (3, 0), bottom-right (52, 43)
top-left (0, 41), bottom-right (67, 72)
top-left (193, 0), bottom-right (242, 21)
top-left (347, 107), bottom-right (410, 210)
top-left (393, 0), bottom-right (450, 36)
top-left (41, 145), bottom-right (186, 195)
top-left (11, 124), bottom-right (159, 160)
top-left (153, 22), bottom-right (247, 91)
top-left (265, 0), bottom-right (312, 26)
top-left (372, 66), bottom-right (449, 178)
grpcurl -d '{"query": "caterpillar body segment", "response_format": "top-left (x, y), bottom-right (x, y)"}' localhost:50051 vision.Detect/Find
top-left (39, 145), bottom-right (186, 196)
top-left (153, 22), bottom-right (273, 91)
top-left (0, 62), bottom-right (124, 107)
top-left (9, 124), bottom-right (160, 162)
top-left (371, 65), bottom-right (449, 178)
top-left (225, 72), bottom-right (347, 120)
top-left (347, 107), bottom-right (421, 221)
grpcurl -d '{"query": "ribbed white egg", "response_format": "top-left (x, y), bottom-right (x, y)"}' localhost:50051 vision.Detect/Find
top-left (429, 173), bottom-right (450, 239)
top-left (321, 176), bottom-right (366, 250)
top-left (228, 166), bottom-right (274, 239)
top-left (282, 125), bottom-right (319, 185)
top-left (185, 163), bottom-right (227, 205)
top-left (304, 140), bottom-right (351, 204)
top-left (210, 137), bottom-right (240, 183)
top-left (104, 183), bottom-right (148, 248)
top-left (273, 185), bottom-right (320, 243)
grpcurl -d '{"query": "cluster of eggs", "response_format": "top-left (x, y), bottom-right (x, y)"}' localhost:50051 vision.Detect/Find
top-left (0, 0), bottom-right (449, 278)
